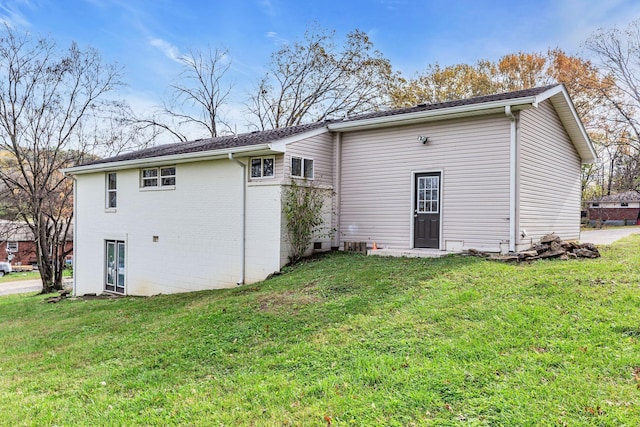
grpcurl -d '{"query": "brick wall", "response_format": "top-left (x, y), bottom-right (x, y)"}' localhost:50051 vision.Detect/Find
top-left (588, 207), bottom-right (640, 222)
top-left (0, 241), bottom-right (73, 265)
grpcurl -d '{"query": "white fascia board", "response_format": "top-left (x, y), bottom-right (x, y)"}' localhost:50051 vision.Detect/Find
top-left (327, 97), bottom-right (539, 132)
top-left (539, 85), bottom-right (597, 164)
top-left (63, 143), bottom-right (273, 175)
top-left (267, 126), bottom-right (329, 152)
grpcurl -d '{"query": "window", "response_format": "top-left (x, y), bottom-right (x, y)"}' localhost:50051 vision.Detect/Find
top-left (291, 156), bottom-right (314, 179)
top-left (141, 166), bottom-right (176, 188)
top-left (592, 203), bottom-right (600, 207)
top-left (105, 240), bottom-right (125, 294)
top-left (250, 157), bottom-right (275, 178)
top-left (6, 241), bottom-right (18, 252)
top-left (106, 172), bottom-right (117, 208)
top-left (416, 175), bottom-right (439, 213)
top-left (621, 202), bottom-right (629, 207)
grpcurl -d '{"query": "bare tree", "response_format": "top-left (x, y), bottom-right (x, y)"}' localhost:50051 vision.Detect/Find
top-left (0, 25), bottom-right (135, 293)
top-left (138, 47), bottom-right (233, 141)
top-left (585, 20), bottom-right (640, 192)
top-left (247, 27), bottom-right (392, 130)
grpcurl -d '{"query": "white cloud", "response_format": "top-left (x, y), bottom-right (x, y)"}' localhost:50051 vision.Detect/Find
top-left (265, 31), bottom-right (287, 45)
top-left (149, 37), bottom-right (183, 63)
top-left (0, 0), bottom-right (34, 28)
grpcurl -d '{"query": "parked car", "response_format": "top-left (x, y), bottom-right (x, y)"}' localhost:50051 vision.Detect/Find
top-left (0, 262), bottom-right (11, 277)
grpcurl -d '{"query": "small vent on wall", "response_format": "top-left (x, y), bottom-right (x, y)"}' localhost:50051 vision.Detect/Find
top-left (152, 236), bottom-right (159, 242)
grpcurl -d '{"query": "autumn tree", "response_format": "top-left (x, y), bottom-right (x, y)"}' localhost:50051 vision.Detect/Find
top-left (0, 26), bottom-right (137, 293)
top-left (247, 27), bottom-right (392, 130)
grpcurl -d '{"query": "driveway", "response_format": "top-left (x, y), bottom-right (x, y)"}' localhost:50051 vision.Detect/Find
top-left (0, 277), bottom-right (72, 296)
top-left (580, 226), bottom-right (640, 245)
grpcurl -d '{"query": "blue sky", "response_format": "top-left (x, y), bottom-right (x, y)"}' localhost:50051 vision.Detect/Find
top-left (2, 0), bottom-right (640, 135)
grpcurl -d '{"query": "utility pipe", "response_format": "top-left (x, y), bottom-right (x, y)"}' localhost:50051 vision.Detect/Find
top-left (228, 153), bottom-right (246, 285)
top-left (505, 105), bottom-right (517, 253)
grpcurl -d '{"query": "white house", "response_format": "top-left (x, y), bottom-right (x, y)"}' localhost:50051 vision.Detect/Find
top-left (64, 84), bottom-right (596, 296)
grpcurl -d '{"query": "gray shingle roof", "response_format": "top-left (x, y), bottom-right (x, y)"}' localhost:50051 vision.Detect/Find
top-left (86, 85), bottom-right (559, 166)
top-left (591, 191), bottom-right (640, 202)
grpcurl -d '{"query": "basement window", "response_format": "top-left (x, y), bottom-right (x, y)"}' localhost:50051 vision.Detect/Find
top-left (291, 156), bottom-right (314, 179)
top-left (250, 157), bottom-right (275, 179)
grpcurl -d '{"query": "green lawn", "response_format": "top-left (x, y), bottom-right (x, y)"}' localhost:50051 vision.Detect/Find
top-left (0, 270), bottom-right (40, 283)
top-left (1, 238), bottom-right (639, 425)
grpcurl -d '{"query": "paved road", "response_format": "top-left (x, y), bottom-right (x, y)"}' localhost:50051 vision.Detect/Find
top-left (0, 277), bottom-right (72, 296)
top-left (579, 226), bottom-right (640, 245)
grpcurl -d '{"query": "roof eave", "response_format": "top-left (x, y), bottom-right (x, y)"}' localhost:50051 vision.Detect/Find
top-left (327, 96), bottom-right (539, 132)
top-left (537, 85), bottom-right (598, 164)
top-left (63, 143), bottom-right (276, 175)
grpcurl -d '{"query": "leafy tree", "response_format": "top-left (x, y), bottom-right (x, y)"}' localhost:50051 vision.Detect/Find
top-left (0, 26), bottom-right (137, 293)
top-left (282, 180), bottom-right (332, 264)
top-left (247, 27), bottom-right (392, 130)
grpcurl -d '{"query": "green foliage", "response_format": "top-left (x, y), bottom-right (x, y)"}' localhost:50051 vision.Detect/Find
top-left (282, 179), bottom-right (332, 263)
top-left (1, 236), bottom-right (640, 425)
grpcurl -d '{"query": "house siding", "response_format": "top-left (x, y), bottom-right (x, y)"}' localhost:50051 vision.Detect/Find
top-left (74, 158), bottom-right (281, 296)
top-left (281, 132), bottom-right (335, 258)
top-left (339, 115), bottom-right (512, 251)
top-left (518, 100), bottom-right (582, 248)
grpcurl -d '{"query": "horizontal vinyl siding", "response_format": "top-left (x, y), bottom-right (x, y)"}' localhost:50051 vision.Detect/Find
top-left (340, 115), bottom-right (511, 251)
top-left (286, 133), bottom-right (334, 186)
top-left (518, 100), bottom-right (582, 245)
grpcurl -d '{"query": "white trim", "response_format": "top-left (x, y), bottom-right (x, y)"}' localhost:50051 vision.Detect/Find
top-left (63, 143), bottom-right (275, 175)
top-left (290, 156), bottom-right (314, 179)
top-left (506, 106), bottom-right (517, 253)
top-left (268, 126), bottom-right (329, 152)
top-left (410, 169), bottom-right (443, 250)
top-left (63, 128), bottom-right (329, 176)
top-left (328, 97), bottom-right (539, 132)
top-left (249, 156), bottom-right (276, 179)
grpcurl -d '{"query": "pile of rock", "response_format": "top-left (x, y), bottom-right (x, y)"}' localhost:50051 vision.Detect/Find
top-left (467, 233), bottom-right (601, 261)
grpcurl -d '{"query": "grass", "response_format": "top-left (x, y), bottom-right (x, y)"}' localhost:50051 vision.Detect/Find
top-left (0, 268), bottom-right (72, 284)
top-left (0, 270), bottom-right (40, 283)
top-left (1, 238), bottom-right (640, 425)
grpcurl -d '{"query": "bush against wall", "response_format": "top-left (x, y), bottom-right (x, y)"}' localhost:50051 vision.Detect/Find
top-left (282, 179), bottom-right (333, 264)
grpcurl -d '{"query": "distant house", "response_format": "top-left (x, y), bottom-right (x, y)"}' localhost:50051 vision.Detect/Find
top-left (64, 84), bottom-right (596, 296)
top-left (587, 191), bottom-right (640, 226)
top-left (0, 220), bottom-right (73, 268)
top-left (0, 220), bottom-right (36, 265)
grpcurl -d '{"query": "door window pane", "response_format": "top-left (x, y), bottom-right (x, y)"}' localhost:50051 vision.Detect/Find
top-left (417, 176), bottom-right (439, 213)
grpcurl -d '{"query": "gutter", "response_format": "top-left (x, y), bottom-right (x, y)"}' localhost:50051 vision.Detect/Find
top-left (505, 106), bottom-right (517, 253)
top-left (328, 97), bottom-right (538, 132)
top-left (63, 143), bottom-right (275, 175)
top-left (228, 153), bottom-right (246, 285)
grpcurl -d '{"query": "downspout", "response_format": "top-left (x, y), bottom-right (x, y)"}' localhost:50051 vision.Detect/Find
top-left (505, 106), bottom-right (517, 253)
top-left (70, 174), bottom-right (78, 296)
top-left (333, 132), bottom-right (342, 249)
top-left (228, 153), bottom-right (246, 285)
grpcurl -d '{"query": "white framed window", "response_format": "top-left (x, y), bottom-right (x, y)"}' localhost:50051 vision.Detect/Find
top-left (6, 241), bottom-right (18, 252)
top-left (291, 156), bottom-right (314, 179)
top-left (141, 166), bottom-right (176, 188)
top-left (106, 172), bottom-right (117, 209)
top-left (250, 157), bottom-right (275, 179)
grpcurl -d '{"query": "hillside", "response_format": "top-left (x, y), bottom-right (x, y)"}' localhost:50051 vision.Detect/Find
top-left (1, 238), bottom-right (639, 425)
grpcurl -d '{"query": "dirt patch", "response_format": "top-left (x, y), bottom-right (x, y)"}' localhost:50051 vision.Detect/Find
top-left (256, 282), bottom-right (320, 313)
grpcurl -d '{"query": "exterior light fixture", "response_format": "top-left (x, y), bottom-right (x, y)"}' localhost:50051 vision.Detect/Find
top-left (417, 135), bottom-right (429, 144)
